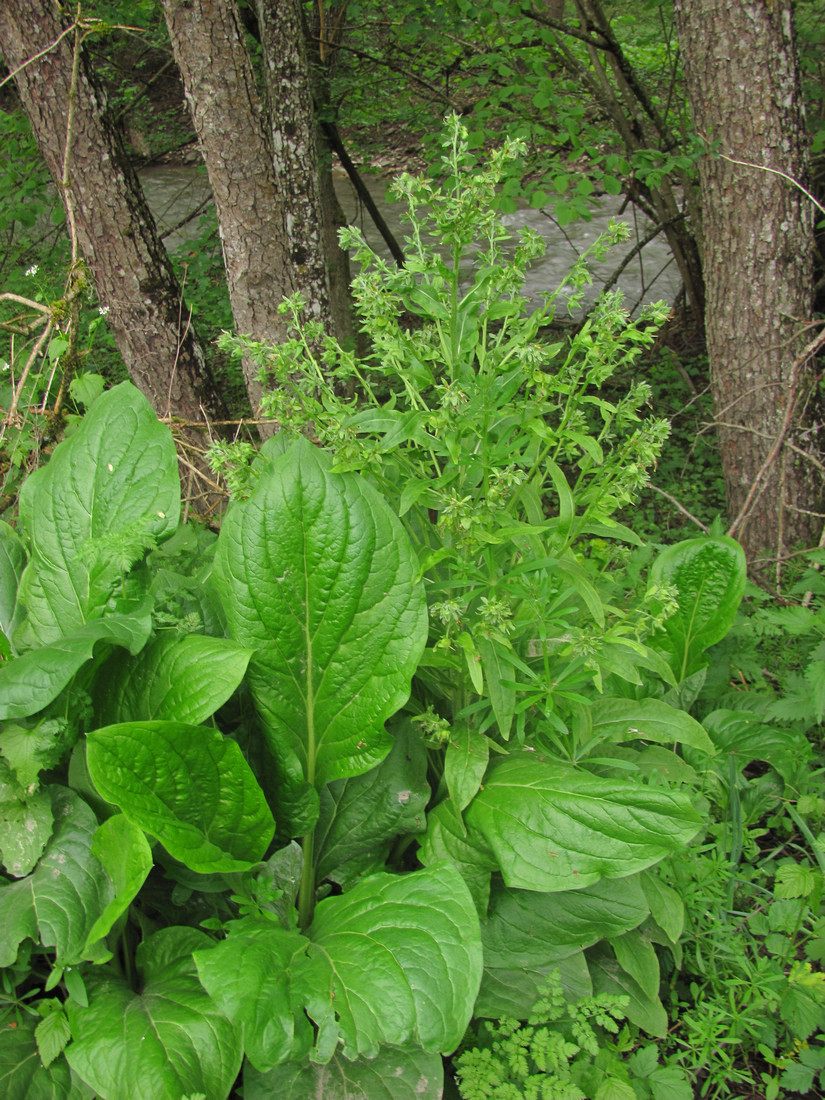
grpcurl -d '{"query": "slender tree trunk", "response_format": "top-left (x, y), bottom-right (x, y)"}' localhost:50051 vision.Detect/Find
top-left (162, 0), bottom-right (352, 417)
top-left (674, 0), bottom-right (821, 575)
top-left (0, 1), bottom-right (227, 427)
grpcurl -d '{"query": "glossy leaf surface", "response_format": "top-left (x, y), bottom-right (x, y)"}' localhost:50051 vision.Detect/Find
top-left (244, 1047), bottom-right (444, 1100)
top-left (466, 757), bottom-right (702, 891)
top-left (214, 437), bottom-right (427, 790)
top-left (86, 722), bottom-right (274, 872)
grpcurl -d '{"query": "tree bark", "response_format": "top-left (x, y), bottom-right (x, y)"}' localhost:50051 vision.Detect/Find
top-left (674, 0), bottom-right (821, 574)
top-left (162, 0), bottom-right (352, 417)
top-left (0, 0), bottom-right (228, 427)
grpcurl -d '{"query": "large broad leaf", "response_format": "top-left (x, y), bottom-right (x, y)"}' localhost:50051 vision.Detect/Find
top-left (0, 788), bottom-right (143, 967)
top-left (0, 610), bottom-right (152, 721)
top-left (465, 756), bottom-right (703, 891)
top-left (589, 697), bottom-right (714, 755)
top-left (196, 863), bottom-right (481, 1067)
top-left (243, 1047), bottom-right (444, 1100)
top-left (66, 927), bottom-right (241, 1100)
top-left (83, 816), bottom-right (153, 950)
top-left (86, 721), bottom-right (274, 873)
top-left (0, 1015), bottom-right (91, 1100)
top-left (417, 798), bottom-right (498, 914)
top-left (91, 634), bottom-right (252, 726)
top-left (482, 876), bottom-right (649, 969)
top-left (306, 861), bottom-right (482, 1059)
top-left (475, 951), bottom-right (593, 1019)
top-left (649, 536), bottom-right (746, 680)
top-left (16, 382), bottom-right (179, 649)
top-left (314, 720), bottom-right (429, 883)
top-left (214, 437), bottom-right (428, 792)
top-left (194, 921), bottom-right (315, 1072)
top-left (0, 520), bottom-right (26, 650)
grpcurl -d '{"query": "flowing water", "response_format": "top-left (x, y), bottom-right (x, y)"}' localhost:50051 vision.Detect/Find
top-left (139, 165), bottom-right (681, 317)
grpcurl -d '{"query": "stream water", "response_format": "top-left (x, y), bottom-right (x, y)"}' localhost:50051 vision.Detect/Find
top-left (139, 165), bottom-right (681, 317)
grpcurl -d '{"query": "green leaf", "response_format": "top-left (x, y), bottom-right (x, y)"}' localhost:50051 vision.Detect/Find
top-left (465, 756), bottom-right (702, 891)
top-left (444, 724), bottom-right (489, 813)
top-left (608, 928), bottom-right (660, 1001)
top-left (244, 1047), bottom-right (443, 1099)
top-left (0, 611), bottom-right (153, 720)
top-left (307, 862), bottom-right (482, 1059)
top-left (590, 697), bottom-right (715, 755)
top-left (0, 788), bottom-right (113, 966)
top-left (83, 815), bottom-right (153, 949)
top-left (641, 870), bottom-right (684, 942)
top-left (650, 536), bottom-right (746, 679)
top-left (92, 634), bottom-right (252, 726)
top-left (16, 382), bottom-right (179, 648)
top-left (482, 876), bottom-right (649, 969)
top-left (587, 943), bottom-right (667, 1037)
top-left (214, 438), bottom-right (427, 797)
top-left (0, 1014), bottom-right (87, 1099)
top-left (596, 1080), bottom-right (636, 1100)
top-left (476, 951), bottom-right (592, 1019)
top-left (86, 721), bottom-right (274, 873)
top-left (314, 720), bottom-right (429, 882)
top-left (35, 1009), bottom-right (72, 1069)
top-left (476, 637), bottom-right (515, 738)
top-left (0, 785), bottom-right (53, 877)
top-left (194, 921), bottom-right (314, 1072)
top-left (66, 927), bottom-right (241, 1100)
top-left (0, 520), bottom-right (26, 646)
top-left (418, 798), bottom-right (497, 913)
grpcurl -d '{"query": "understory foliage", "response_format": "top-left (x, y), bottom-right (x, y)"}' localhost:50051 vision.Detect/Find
top-left (0, 119), bottom-right (823, 1100)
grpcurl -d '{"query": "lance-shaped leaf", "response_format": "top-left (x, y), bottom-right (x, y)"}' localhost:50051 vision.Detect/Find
top-left (92, 634), bottom-right (252, 726)
top-left (66, 927), bottom-right (241, 1100)
top-left (649, 535), bottom-right (746, 680)
top-left (466, 756), bottom-right (702, 891)
top-left (86, 721), bottom-right (274, 873)
top-left (306, 861), bottom-right (482, 1059)
top-left (16, 382), bottom-right (179, 649)
top-left (0, 610), bottom-right (152, 721)
top-left (214, 437), bottom-right (428, 789)
top-left (244, 1047), bottom-right (444, 1100)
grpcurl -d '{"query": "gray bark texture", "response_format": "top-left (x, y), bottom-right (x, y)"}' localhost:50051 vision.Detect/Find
top-left (674, 0), bottom-right (821, 574)
top-left (162, 0), bottom-right (353, 417)
top-left (0, 0), bottom-right (228, 425)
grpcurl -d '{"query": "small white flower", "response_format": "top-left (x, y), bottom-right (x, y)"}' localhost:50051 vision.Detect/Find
top-left (25, 265), bottom-right (38, 277)
top-left (97, 305), bottom-right (110, 316)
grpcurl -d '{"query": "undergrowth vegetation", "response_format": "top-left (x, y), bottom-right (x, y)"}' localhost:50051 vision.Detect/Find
top-left (0, 119), bottom-right (824, 1100)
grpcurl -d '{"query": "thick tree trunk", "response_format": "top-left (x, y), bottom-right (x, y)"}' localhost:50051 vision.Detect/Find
top-left (0, 1), bottom-right (227, 427)
top-left (674, 0), bottom-right (821, 574)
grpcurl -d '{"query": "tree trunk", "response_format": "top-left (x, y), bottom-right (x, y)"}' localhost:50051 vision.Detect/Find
top-left (674, 0), bottom-right (821, 576)
top-left (162, 0), bottom-right (352, 416)
top-left (0, 1), bottom-right (228, 427)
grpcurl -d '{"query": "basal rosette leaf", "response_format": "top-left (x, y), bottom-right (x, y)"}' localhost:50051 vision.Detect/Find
top-left (465, 756), bottom-right (703, 891)
top-left (214, 437), bottom-right (428, 790)
top-left (86, 722), bottom-right (274, 873)
top-left (0, 610), bottom-right (152, 721)
top-left (66, 927), bottom-right (241, 1100)
top-left (243, 1047), bottom-right (444, 1100)
top-left (0, 788), bottom-right (145, 967)
top-left (91, 634), bottom-right (252, 726)
top-left (650, 535), bottom-right (746, 680)
top-left (0, 520), bottom-right (26, 650)
top-left (16, 382), bottom-right (179, 648)
top-left (306, 861), bottom-right (482, 1059)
